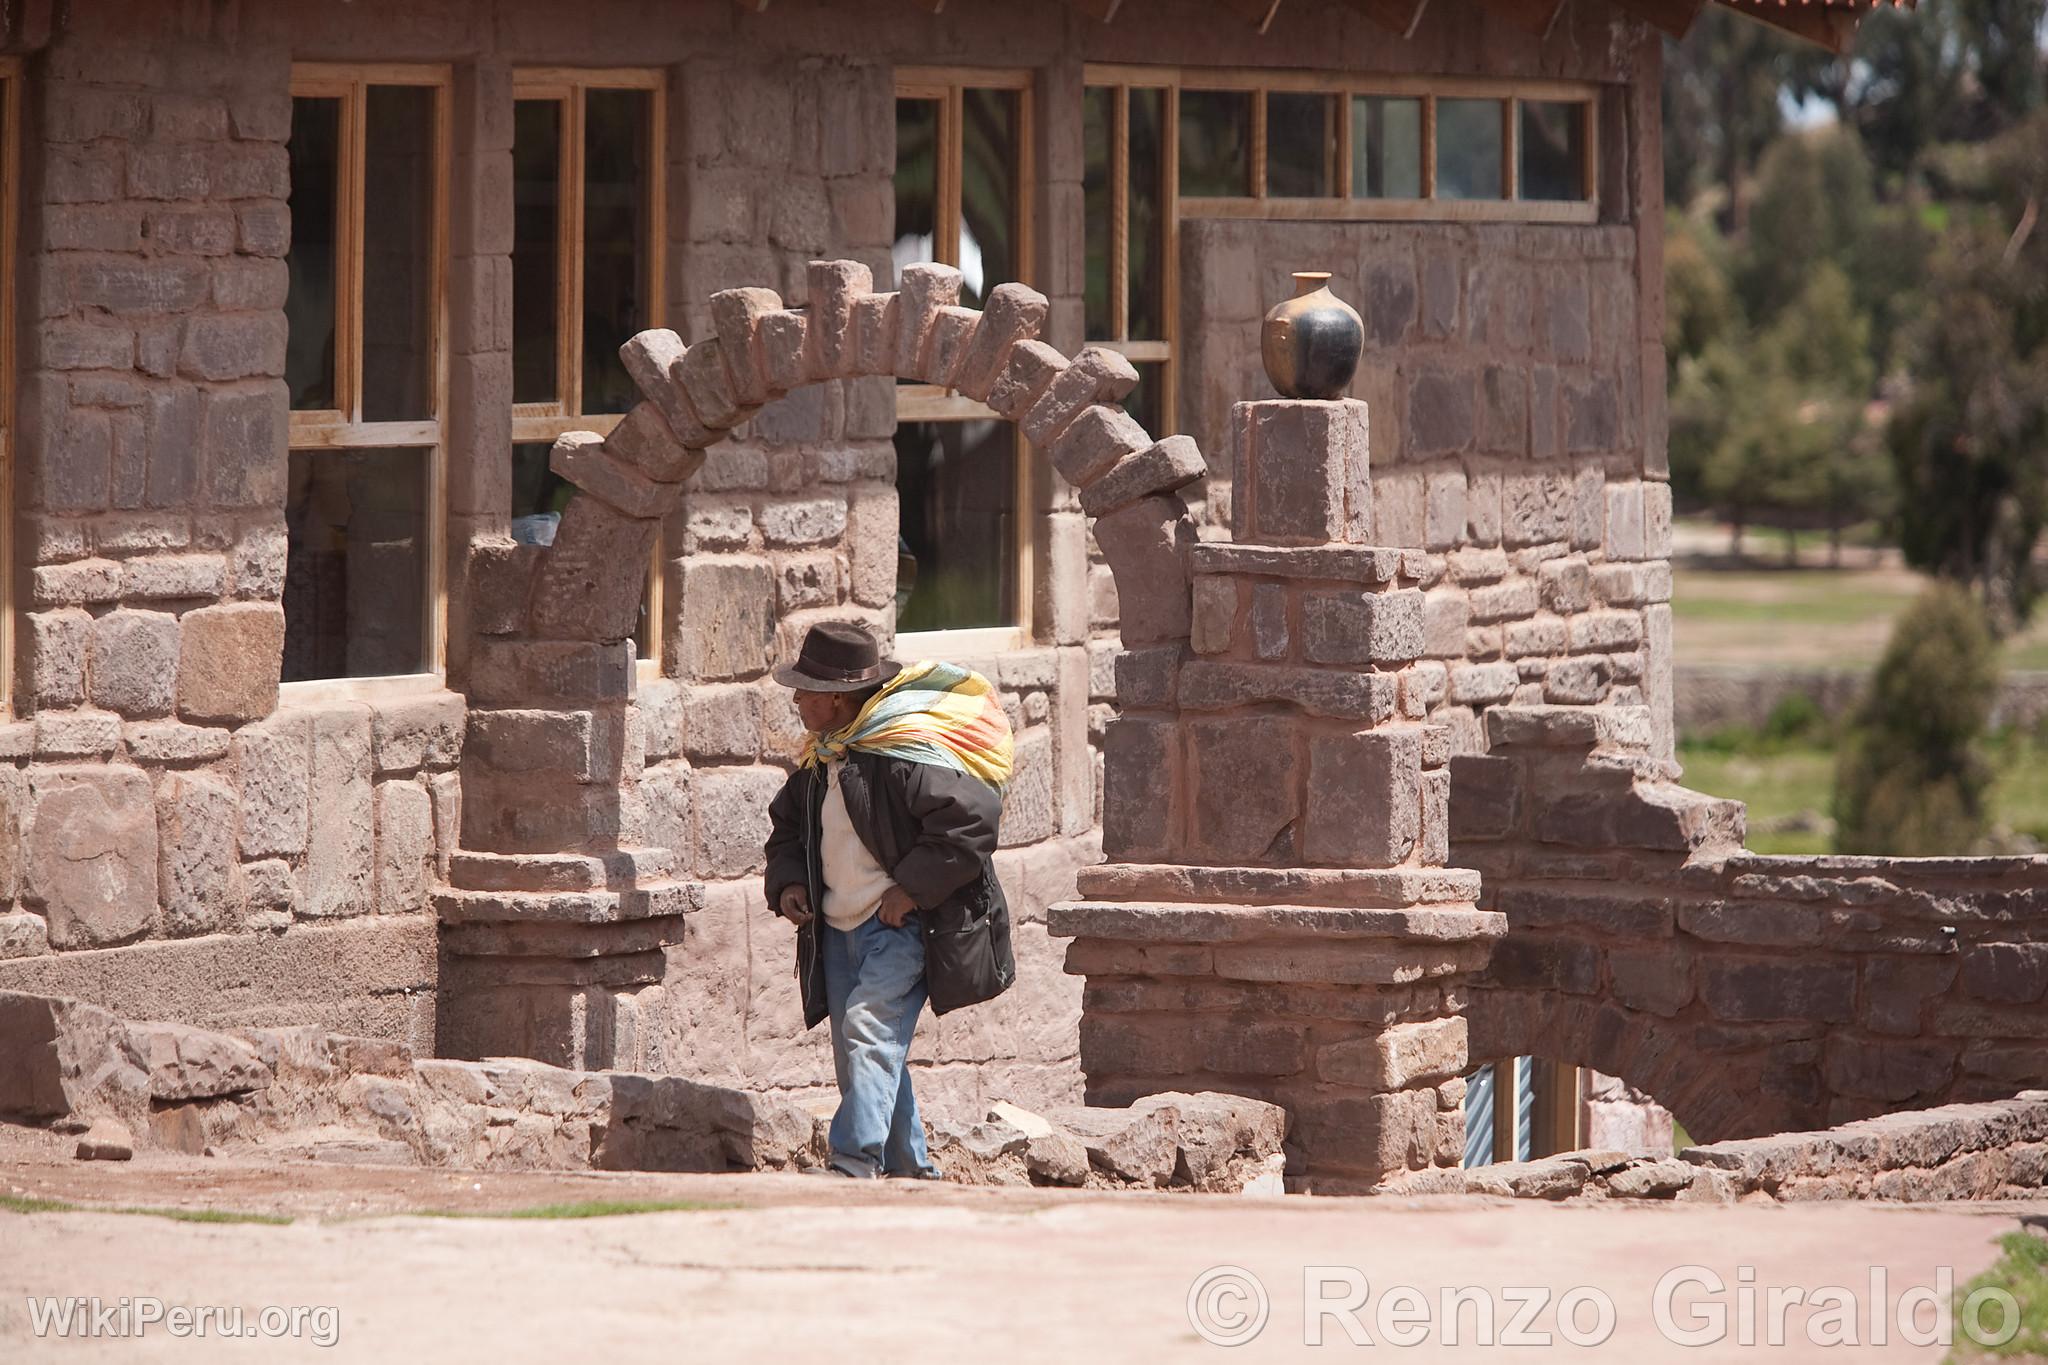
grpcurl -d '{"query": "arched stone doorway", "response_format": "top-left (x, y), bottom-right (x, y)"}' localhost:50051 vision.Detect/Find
top-left (438, 258), bottom-right (1208, 1069)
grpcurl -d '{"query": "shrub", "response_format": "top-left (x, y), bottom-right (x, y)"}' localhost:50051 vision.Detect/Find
top-left (1762, 691), bottom-right (1828, 746)
top-left (1832, 582), bottom-right (1999, 854)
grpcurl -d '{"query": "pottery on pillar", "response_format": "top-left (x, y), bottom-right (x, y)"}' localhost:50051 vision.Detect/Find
top-left (1261, 271), bottom-right (1365, 400)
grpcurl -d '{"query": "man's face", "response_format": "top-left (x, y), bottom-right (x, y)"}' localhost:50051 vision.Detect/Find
top-left (795, 689), bottom-right (860, 735)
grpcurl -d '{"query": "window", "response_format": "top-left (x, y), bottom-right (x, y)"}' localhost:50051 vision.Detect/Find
top-left (1084, 80), bottom-right (1174, 438)
top-left (1095, 67), bottom-right (1596, 224)
top-left (510, 69), bottom-right (666, 664)
top-left (285, 66), bottom-right (448, 686)
top-left (0, 62), bottom-right (16, 713)
top-left (1463, 1058), bottom-right (1584, 1166)
top-left (893, 70), bottom-right (1034, 644)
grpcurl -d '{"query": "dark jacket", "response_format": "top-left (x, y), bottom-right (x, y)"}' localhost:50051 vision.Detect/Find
top-left (764, 751), bottom-right (1016, 1029)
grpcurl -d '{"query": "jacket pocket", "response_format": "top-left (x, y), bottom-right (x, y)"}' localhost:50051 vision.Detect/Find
top-left (922, 878), bottom-right (1015, 1015)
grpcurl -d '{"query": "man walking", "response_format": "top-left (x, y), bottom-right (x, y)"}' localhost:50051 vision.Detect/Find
top-left (765, 622), bottom-right (1017, 1179)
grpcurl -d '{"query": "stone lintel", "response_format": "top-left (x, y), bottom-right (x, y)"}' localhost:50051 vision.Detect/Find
top-left (1047, 900), bottom-right (1505, 946)
top-left (448, 848), bottom-right (681, 893)
top-left (432, 881), bottom-right (704, 927)
top-left (1191, 544), bottom-right (1405, 585)
top-left (1076, 862), bottom-right (1483, 908)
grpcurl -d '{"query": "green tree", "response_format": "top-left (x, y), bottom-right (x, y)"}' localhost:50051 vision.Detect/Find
top-left (1662, 8), bottom-right (1804, 226)
top-left (1888, 112), bottom-right (2048, 633)
top-left (1833, 582), bottom-right (1999, 854)
top-left (1737, 129), bottom-right (1877, 328)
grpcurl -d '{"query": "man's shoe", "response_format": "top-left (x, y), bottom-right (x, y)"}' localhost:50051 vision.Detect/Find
top-left (885, 1165), bottom-right (945, 1181)
top-left (803, 1155), bottom-right (883, 1179)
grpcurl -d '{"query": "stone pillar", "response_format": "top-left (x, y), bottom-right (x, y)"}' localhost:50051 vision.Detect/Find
top-left (1050, 397), bottom-right (1504, 1194)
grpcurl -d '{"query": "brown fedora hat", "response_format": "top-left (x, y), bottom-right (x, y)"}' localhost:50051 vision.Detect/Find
top-left (772, 621), bottom-right (902, 693)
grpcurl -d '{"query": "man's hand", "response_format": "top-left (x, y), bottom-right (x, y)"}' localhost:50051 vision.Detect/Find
top-left (777, 885), bottom-right (814, 926)
top-left (878, 885), bottom-right (919, 928)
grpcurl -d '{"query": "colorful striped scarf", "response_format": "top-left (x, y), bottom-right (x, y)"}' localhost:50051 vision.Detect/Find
top-left (799, 660), bottom-right (1014, 791)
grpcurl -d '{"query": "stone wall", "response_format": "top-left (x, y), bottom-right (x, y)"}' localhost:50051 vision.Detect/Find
top-left (1675, 662), bottom-right (2048, 739)
top-left (1182, 218), bottom-right (1675, 760)
top-left (1453, 703), bottom-right (2048, 1143)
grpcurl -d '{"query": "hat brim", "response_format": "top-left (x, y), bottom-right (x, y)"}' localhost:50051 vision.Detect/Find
top-left (771, 658), bottom-right (901, 693)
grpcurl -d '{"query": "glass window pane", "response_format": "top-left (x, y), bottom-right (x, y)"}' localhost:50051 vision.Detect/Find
top-left (1266, 91), bottom-right (1336, 198)
top-left (285, 96), bottom-right (341, 411)
top-left (360, 85), bottom-right (437, 422)
top-left (1520, 100), bottom-right (1587, 202)
top-left (894, 419), bottom-right (1017, 632)
top-left (1128, 87), bottom-right (1167, 340)
top-left (1351, 95), bottom-right (1422, 199)
top-left (959, 87), bottom-right (1017, 310)
top-left (510, 440), bottom-right (571, 540)
top-left (893, 97), bottom-right (940, 284)
top-left (1083, 87), bottom-right (1112, 343)
top-left (512, 100), bottom-right (563, 406)
top-left (1437, 97), bottom-right (1505, 201)
top-left (283, 448), bottom-right (428, 681)
top-left (1178, 89), bottom-right (1252, 198)
top-left (582, 87), bottom-right (653, 414)
top-left (1124, 362), bottom-right (1166, 442)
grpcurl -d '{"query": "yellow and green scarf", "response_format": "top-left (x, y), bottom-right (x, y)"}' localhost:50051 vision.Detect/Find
top-left (799, 660), bottom-right (1015, 791)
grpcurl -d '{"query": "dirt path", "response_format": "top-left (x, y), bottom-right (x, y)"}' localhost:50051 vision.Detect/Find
top-left (0, 1142), bottom-right (2037, 1362)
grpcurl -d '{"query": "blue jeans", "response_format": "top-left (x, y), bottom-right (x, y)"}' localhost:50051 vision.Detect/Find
top-left (821, 914), bottom-right (939, 1178)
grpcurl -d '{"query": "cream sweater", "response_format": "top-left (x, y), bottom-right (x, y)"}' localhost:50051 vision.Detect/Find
top-left (820, 761), bottom-right (897, 931)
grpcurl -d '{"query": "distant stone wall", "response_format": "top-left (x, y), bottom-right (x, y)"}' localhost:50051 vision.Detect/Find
top-left (1675, 663), bottom-right (2048, 739)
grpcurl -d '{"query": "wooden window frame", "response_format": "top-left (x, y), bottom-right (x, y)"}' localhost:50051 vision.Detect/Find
top-left (284, 63), bottom-right (451, 699)
top-left (1087, 66), bottom-right (1600, 225)
top-left (893, 68), bottom-right (1037, 653)
top-left (0, 60), bottom-right (18, 716)
top-left (1085, 78), bottom-right (1180, 440)
top-left (508, 67), bottom-right (668, 673)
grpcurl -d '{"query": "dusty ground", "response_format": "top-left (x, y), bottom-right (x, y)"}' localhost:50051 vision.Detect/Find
top-left (0, 1128), bottom-right (2041, 1362)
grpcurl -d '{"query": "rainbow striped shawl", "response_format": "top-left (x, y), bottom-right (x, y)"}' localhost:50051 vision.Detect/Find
top-left (799, 660), bottom-right (1015, 791)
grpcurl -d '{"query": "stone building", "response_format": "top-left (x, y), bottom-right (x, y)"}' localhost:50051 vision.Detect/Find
top-left (6, 0), bottom-right (2016, 1182)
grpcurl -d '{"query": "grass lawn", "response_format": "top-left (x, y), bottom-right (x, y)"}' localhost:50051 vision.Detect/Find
top-left (1672, 564), bottom-right (2048, 670)
top-left (1678, 729), bottom-right (2048, 855)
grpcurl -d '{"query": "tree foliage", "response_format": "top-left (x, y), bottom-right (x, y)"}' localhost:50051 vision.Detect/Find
top-left (1833, 582), bottom-right (2000, 853)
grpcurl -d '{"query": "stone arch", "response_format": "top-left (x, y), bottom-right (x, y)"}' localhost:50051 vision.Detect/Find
top-left (441, 260), bottom-right (1207, 1067)
top-left (521, 258), bottom-right (1206, 654)
top-left (1465, 988), bottom-right (1812, 1145)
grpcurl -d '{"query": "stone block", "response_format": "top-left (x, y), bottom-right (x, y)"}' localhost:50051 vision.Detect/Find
top-left (528, 496), bottom-right (662, 642)
top-left (550, 432), bottom-right (686, 520)
top-left (710, 286), bottom-right (783, 405)
top-left (1700, 959), bottom-right (1856, 1024)
top-left (1317, 1017), bottom-right (1467, 1089)
top-left (27, 766), bottom-right (159, 949)
top-left (1079, 436), bottom-right (1207, 517)
top-left (761, 497), bottom-right (848, 548)
top-left (1447, 661), bottom-right (1518, 707)
top-left (119, 553), bottom-right (225, 601)
top-left (1191, 577), bottom-right (1237, 656)
top-left (1188, 716), bottom-right (1300, 864)
top-left (155, 773), bottom-right (237, 936)
top-left (1023, 346), bottom-right (1139, 448)
top-left (1961, 943), bottom-right (2048, 1005)
top-left (986, 340), bottom-right (1067, 423)
top-left (1001, 727), bottom-right (1058, 847)
top-left (1050, 404), bottom-right (1151, 491)
top-left (1306, 728), bottom-right (1422, 866)
top-left (376, 780), bottom-right (435, 914)
top-left (953, 282), bottom-right (1050, 401)
top-left (176, 602), bottom-right (283, 724)
top-left (894, 262), bottom-right (962, 379)
top-left (1179, 661), bottom-right (1398, 723)
top-left (27, 610), bottom-right (88, 708)
top-left (1301, 588), bottom-right (1425, 665)
top-left (673, 558), bottom-right (779, 681)
top-left (303, 707), bottom-right (375, 918)
top-left (804, 260), bottom-right (873, 380)
top-left (467, 639), bottom-right (634, 706)
top-left (1422, 591), bottom-right (1469, 658)
top-left (371, 692), bottom-right (466, 774)
top-left (618, 329), bottom-right (713, 450)
top-left (696, 766), bottom-right (787, 878)
top-left (87, 609), bottom-right (178, 717)
top-left (676, 337), bottom-right (753, 431)
top-left (1094, 495), bottom-right (1193, 646)
top-left (1230, 399), bottom-right (1370, 546)
top-left (1101, 717), bottom-right (1176, 861)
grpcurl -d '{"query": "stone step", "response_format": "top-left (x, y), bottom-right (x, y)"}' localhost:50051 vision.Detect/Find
top-left (1047, 900), bottom-right (1505, 945)
top-left (1076, 862), bottom-right (1484, 908)
top-left (448, 848), bottom-right (679, 892)
top-left (432, 879), bottom-right (704, 925)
